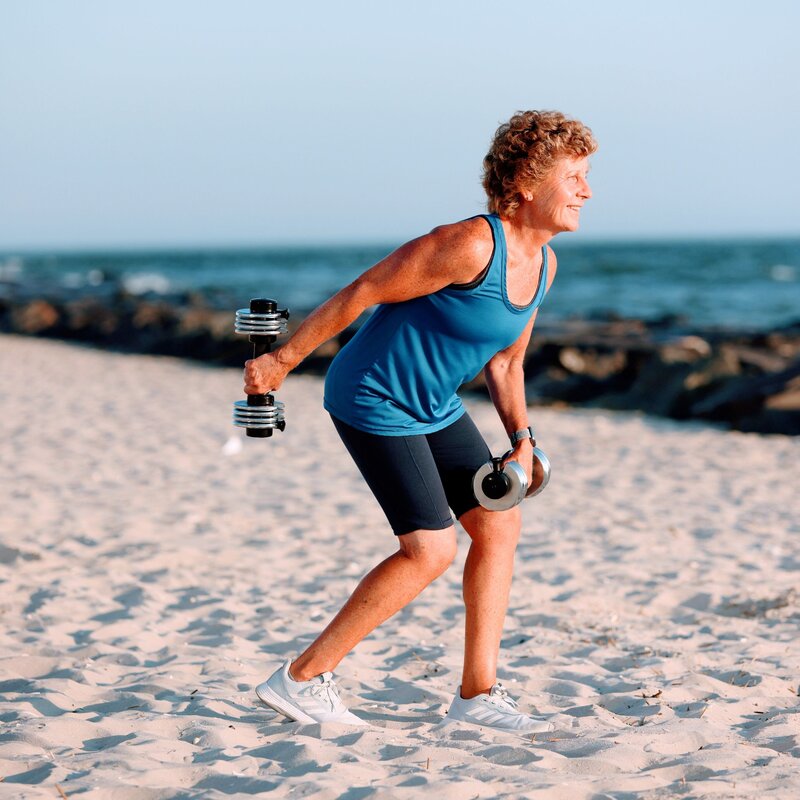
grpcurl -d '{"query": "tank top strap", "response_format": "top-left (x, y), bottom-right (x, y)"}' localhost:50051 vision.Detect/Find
top-left (533, 244), bottom-right (549, 305)
top-left (478, 213), bottom-right (506, 291)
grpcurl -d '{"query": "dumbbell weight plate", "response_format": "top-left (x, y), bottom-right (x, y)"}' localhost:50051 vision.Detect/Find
top-left (525, 447), bottom-right (552, 498)
top-left (472, 459), bottom-right (528, 511)
top-left (232, 399), bottom-right (285, 413)
top-left (232, 399), bottom-right (286, 430)
top-left (234, 309), bottom-right (289, 335)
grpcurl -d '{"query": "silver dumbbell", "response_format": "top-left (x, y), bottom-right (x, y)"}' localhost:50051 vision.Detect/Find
top-left (232, 298), bottom-right (289, 438)
top-left (472, 443), bottom-right (552, 511)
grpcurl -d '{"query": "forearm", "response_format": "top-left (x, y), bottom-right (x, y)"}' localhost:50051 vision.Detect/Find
top-left (484, 360), bottom-right (531, 437)
top-left (275, 282), bottom-right (368, 370)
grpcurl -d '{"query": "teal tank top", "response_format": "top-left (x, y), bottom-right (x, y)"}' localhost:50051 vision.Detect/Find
top-left (323, 214), bottom-right (549, 435)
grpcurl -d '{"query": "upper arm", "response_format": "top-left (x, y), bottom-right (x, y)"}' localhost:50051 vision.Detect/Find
top-left (488, 310), bottom-right (538, 371)
top-left (350, 217), bottom-right (493, 307)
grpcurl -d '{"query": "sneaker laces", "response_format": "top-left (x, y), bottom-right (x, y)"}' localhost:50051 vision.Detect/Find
top-left (308, 673), bottom-right (343, 712)
top-left (488, 683), bottom-right (519, 711)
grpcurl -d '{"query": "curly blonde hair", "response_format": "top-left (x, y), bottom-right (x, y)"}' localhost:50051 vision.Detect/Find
top-left (482, 110), bottom-right (597, 217)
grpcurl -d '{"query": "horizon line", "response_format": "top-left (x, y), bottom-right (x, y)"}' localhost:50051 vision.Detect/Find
top-left (2, 230), bottom-right (800, 256)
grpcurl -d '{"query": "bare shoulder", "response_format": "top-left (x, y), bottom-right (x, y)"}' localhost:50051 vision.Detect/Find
top-left (351, 215), bottom-right (496, 305)
top-left (429, 215), bottom-right (494, 248)
top-left (424, 216), bottom-right (495, 281)
top-left (545, 245), bottom-right (558, 291)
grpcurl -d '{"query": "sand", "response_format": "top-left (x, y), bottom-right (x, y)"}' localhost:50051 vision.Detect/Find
top-left (1, 333), bottom-right (798, 799)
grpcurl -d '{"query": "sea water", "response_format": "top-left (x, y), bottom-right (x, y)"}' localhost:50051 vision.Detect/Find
top-left (2, 237), bottom-right (798, 330)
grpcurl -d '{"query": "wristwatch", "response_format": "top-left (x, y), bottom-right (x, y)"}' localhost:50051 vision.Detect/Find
top-left (509, 426), bottom-right (536, 447)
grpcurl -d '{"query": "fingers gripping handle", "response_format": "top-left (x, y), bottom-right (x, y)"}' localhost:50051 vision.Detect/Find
top-left (233, 298), bottom-right (289, 438)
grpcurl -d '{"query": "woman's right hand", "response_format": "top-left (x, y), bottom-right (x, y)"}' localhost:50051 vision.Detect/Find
top-left (243, 351), bottom-right (290, 395)
top-left (501, 439), bottom-right (534, 489)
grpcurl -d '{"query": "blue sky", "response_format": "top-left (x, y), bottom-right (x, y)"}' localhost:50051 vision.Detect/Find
top-left (1, 1), bottom-right (797, 248)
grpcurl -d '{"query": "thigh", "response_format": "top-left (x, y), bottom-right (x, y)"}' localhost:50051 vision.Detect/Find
top-left (426, 412), bottom-right (492, 521)
top-left (330, 415), bottom-right (454, 536)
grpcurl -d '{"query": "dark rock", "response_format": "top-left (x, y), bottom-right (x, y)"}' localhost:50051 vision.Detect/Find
top-left (557, 346), bottom-right (628, 379)
top-left (736, 408), bottom-right (800, 436)
top-left (648, 313), bottom-right (692, 329)
top-left (765, 378), bottom-right (800, 411)
top-left (763, 332), bottom-right (800, 360)
top-left (64, 297), bottom-right (121, 339)
top-left (690, 359), bottom-right (800, 433)
top-left (729, 345), bottom-right (790, 374)
top-left (606, 354), bottom-right (697, 417)
top-left (11, 300), bottom-right (60, 334)
top-left (658, 336), bottom-right (713, 363)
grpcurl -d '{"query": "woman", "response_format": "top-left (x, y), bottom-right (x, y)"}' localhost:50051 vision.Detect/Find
top-left (247, 110), bottom-right (596, 732)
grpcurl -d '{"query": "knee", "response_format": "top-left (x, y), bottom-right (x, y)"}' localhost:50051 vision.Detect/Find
top-left (398, 528), bottom-right (458, 577)
top-left (461, 506), bottom-right (521, 550)
top-left (414, 544), bottom-right (457, 579)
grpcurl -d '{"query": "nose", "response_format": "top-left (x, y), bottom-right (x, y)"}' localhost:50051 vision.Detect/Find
top-left (578, 176), bottom-right (592, 200)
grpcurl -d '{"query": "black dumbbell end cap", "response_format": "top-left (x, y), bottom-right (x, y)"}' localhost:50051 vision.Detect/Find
top-left (482, 472), bottom-right (511, 500)
top-left (250, 298), bottom-right (277, 313)
top-left (246, 428), bottom-right (273, 438)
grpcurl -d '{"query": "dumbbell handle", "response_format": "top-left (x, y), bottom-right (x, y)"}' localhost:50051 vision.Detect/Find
top-left (251, 335), bottom-right (275, 360)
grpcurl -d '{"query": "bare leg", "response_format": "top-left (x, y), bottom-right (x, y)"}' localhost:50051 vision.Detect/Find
top-left (458, 505), bottom-right (521, 699)
top-left (290, 527), bottom-right (457, 681)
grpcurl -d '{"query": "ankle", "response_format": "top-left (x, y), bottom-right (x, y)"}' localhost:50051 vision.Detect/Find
top-left (460, 685), bottom-right (492, 700)
top-left (287, 663), bottom-right (313, 683)
top-left (288, 659), bottom-right (329, 683)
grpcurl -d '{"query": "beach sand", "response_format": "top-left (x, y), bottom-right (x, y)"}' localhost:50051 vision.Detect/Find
top-left (1, 333), bottom-right (798, 799)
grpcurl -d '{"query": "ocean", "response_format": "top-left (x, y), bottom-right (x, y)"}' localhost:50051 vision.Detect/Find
top-left (2, 237), bottom-right (799, 330)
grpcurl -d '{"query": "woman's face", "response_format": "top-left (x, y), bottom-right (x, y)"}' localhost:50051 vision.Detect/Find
top-left (526, 155), bottom-right (592, 233)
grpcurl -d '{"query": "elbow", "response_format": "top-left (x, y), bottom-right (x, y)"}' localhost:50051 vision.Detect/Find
top-left (486, 354), bottom-right (522, 379)
top-left (343, 278), bottom-right (374, 317)
top-left (485, 356), bottom-right (525, 390)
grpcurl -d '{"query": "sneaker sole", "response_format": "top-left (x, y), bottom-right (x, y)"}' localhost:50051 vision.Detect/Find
top-left (255, 682), bottom-right (317, 724)
top-left (443, 714), bottom-right (554, 735)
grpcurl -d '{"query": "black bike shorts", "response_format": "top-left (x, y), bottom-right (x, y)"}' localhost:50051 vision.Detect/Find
top-left (330, 412), bottom-right (491, 536)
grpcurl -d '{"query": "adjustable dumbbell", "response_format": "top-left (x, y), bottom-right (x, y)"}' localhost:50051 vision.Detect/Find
top-left (232, 298), bottom-right (289, 438)
top-left (472, 442), bottom-right (552, 511)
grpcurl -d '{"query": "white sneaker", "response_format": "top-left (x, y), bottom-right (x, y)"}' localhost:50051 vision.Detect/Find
top-left (255, 659), bottom-right (367, 727)
top-left (446, 683), bottom-right (553, 734)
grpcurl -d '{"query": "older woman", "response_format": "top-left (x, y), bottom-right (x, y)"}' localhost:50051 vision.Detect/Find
top-left (248, 110), bottom-right (596, 732)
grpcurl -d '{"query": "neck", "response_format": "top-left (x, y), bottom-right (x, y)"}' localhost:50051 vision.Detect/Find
top-left (501, 206), bottom-right (556, 251)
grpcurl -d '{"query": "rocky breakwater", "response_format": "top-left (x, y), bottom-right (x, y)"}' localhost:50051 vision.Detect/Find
top-left (2, 292), bottom-right (798, 435)
top-left (494, 316), bottom-right (800, 436)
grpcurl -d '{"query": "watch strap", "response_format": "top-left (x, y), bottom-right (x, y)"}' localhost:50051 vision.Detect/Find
top-left (509, 426), bottom-right (536, 447)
